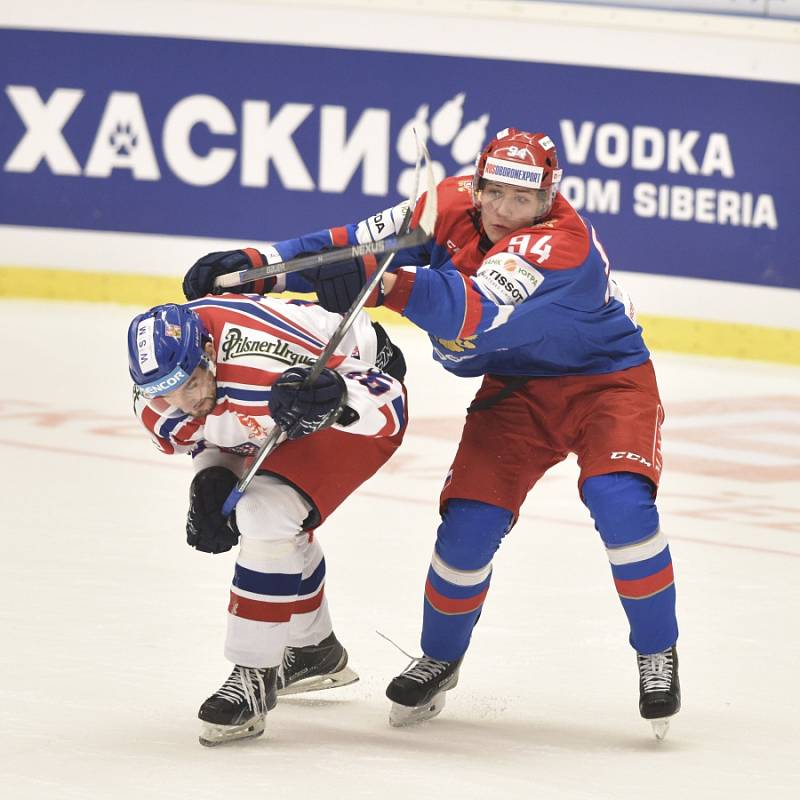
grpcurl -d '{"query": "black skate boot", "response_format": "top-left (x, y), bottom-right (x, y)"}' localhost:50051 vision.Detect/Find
top-left (277, 632), bottom-right (359, 696)
top-left (385, 655), bottom-right (462, 727)
top-left (198, 665), bottom-right (278, 746)
top-left (638, 645), bottom-right (681, 741)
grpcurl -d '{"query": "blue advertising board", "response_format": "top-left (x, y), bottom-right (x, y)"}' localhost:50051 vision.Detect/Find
top-left (1, 28), bottom-right (797, 288)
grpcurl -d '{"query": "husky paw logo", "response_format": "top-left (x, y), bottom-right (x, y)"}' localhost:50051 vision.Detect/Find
top-left (109, 122), bottom-right (138, 156)
top-left (396, 93), bottom-right (489, 198)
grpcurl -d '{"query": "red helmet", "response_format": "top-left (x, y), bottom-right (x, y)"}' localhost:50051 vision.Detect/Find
top-left (473, 128), bottom-right (563, 221)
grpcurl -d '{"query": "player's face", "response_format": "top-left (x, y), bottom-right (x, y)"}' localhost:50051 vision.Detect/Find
top-left (163, 345), bottom-right (217, 418)
top-left (479, 181), bottom-right (550, 242)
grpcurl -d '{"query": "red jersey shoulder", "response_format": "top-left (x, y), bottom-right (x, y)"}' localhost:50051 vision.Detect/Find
top-left (436, 176), bottom-right (475, 235)
top-left (411, 176), bottom-right (475, 237)
top-left (433, 177), bottom-right (487, 270)
top-left (486, 194), bottom-right (590, 271)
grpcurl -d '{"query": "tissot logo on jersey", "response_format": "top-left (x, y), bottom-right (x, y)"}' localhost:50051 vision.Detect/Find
top-left (484, 271), bottom-right (527, 303)
top-left (220, 326), bottom-right (315, 367)
top-left (473, 253), bottom-right (544, 305)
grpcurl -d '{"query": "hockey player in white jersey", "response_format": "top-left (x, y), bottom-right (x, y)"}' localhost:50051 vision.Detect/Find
top-left (127, 291), bottom-right (407, 745)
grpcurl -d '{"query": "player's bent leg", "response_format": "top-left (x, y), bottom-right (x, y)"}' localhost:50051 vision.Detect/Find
top-left (422, 499), bottom-right (513, 660)
top-left (582, 473), bottom-right (678, 654)
top-left (582, 472), bottom-right (680, 738)
top-left (277, 534), bottom-right (358, 696)
top-left (254, 431), bottom-right (396, 697)
top-left (225, 475), bottom-right (320, 667)
top-left (387, 499), bottom-right (513, 727)
top-left (199, 476), bottom-right (329, 745)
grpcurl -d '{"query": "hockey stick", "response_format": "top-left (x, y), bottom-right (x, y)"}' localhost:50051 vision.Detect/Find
top-left (220, 139), bottom-right (436, 517)
top-left (212, 172), bottom-right (433, 290)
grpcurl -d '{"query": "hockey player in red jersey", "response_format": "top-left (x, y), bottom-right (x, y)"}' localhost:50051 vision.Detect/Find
top-left (127, 294), bottom-right (407, 745)
top-left (183, 128), bottom-right (681, 740)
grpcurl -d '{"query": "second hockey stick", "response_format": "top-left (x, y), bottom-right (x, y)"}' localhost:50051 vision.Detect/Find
top-left (212, 166), bottom-right (434, 290)
top-left (220, 139), bottom-right (436, 517)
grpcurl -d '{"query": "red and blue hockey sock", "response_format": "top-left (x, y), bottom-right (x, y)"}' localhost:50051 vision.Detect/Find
top-left (582, 472), bottom-right (678, 654)
top-left (421, 500), bottom-right (513, 662)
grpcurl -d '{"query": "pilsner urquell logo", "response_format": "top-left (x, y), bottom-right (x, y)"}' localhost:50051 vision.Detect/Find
top-left (221, 327), bottom-right (315, 367)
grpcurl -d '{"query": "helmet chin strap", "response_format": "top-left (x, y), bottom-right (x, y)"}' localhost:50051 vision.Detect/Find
top-left (199, 335), bottom-right (217, 377)
top-left (200, 352), bottom-right (216, 378)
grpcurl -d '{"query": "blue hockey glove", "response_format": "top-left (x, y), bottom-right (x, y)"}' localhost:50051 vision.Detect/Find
top-left (269, 366), bottom-right (348, 439)
top-left (186, 467), bottom-right (241, 553)
top-left (303, 253), bottom-right (383, 313)
top-left (183, 249), bottom-right (275, 299)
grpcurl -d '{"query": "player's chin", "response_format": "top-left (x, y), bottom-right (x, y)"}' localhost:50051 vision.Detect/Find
top-left (486, 223), bottom-right (511, 241)
top-left (192, 398), bottom-right (216, 417)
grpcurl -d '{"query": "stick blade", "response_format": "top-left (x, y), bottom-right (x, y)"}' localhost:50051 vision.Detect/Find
top-left (416, 140), bottom-right (438, 237)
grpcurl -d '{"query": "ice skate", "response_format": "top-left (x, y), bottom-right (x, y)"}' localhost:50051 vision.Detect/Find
top-left (386, 655), bottom-right (462, 727)
top-left (638, 645), bottom-right (680, 741)
top-left (198, 665), bottom-right (278, 746)
top-left (277, 631), bottom-right (359, 696)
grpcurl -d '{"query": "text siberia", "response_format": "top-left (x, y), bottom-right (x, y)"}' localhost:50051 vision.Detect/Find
top-left (556, 120), bottom-right (777, 229)
top-left (559, 178), bottom-right (777, 229)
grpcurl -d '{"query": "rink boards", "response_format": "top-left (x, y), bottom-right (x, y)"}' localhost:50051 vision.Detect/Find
top-left (0, 1), bottom-right (798, 362)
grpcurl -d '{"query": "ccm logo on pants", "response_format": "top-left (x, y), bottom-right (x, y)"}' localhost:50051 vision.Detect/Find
top-left (610, 451), bottom-right (652, 468)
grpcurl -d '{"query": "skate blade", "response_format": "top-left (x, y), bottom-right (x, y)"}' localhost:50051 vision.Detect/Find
top-left (651, 718), bottom-right (671, 741)
top-left (199, 715), bottom-right (265, 747)
top-left (389, 691), bottom-right (447, 728)
top-left (277, 665), bottom-right (359, 696)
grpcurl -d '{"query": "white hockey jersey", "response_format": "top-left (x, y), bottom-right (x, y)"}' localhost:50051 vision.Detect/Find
top-left (133, 294), bottom-right (407, 457)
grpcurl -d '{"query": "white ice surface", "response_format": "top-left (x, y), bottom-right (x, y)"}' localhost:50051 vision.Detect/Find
top-left (1, 300), bottom-right (799, 799)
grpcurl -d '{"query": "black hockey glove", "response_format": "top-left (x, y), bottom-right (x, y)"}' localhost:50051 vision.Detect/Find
top-left (186, 467), bottom-right (241, 553)
top-left (303, 253), bottom-right (383, 313)
top-left (372, 322), bottom-right (407, 382)
top-left (269, 366), bottom-right (348, 439)
top-left (183, 249), bottom-right (274, 300)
